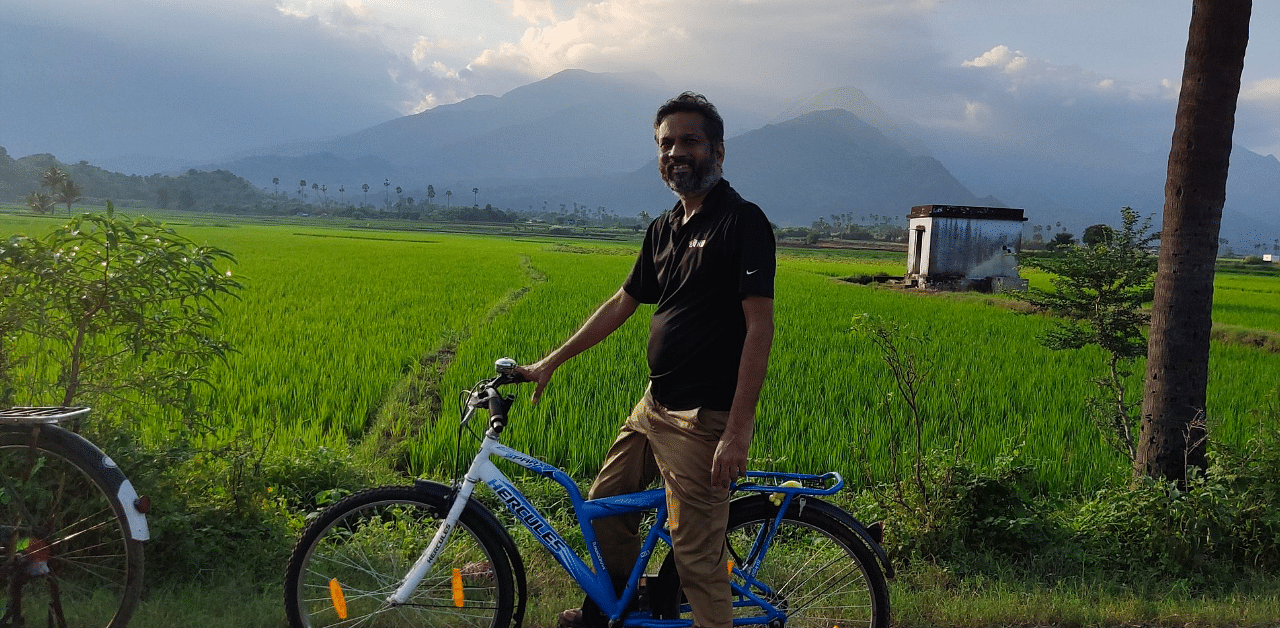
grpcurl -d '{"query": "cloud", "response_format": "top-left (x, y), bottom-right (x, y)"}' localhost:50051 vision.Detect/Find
top-left (511, 0), bottom-right (557, 24)
top-left (962, 45), bottom-right (1026, 72)
top-left (5, 0), bottom-right (1276, 167)
top-left (1240, 78), bottom-right (1280, 109)
top-left (451, 0), bottom-right (946, 113)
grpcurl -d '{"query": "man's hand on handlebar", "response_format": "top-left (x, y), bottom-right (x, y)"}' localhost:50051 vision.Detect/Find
top-left (514, 361), bottom-right (555, 404)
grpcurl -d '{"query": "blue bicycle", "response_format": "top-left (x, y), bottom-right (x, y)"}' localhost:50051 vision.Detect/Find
top-left (284, 359), bottom-right (892, 628)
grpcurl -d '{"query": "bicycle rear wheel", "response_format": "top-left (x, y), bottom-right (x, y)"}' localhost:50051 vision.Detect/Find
top-left (284, 485), bottom-right (515, 628)
top-left (0, 424), bottom-right (145, 628)
top-left (725, 496), bottom-right (889, 628)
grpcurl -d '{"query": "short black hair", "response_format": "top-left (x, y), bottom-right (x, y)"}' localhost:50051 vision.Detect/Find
top-left (654, 92), bottom-right (725, 147)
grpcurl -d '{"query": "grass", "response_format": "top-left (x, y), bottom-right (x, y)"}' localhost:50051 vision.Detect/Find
top-left (4, 206), bottom-right (1277, 491)
top-left (122, 559), bottom-right (1280, 628)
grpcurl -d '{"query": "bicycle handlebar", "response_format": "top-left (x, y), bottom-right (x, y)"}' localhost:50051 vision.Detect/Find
top-left (464, 357), bottom-right (528, 434)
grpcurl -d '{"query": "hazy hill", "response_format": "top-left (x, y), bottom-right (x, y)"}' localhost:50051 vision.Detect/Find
top-left (213, 69), bottom-right (675, 187)
top-left (0, 147), bottom-right (268, 210)
top-left (466, 107), bottom-right (990, 225)
top-left (721, 109), bottom-right (985, 225)
top-left (212, 70), bottom-right (992, 226)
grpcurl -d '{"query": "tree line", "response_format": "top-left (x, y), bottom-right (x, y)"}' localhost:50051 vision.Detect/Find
top-left (0, 147), bottom-right (266, 213)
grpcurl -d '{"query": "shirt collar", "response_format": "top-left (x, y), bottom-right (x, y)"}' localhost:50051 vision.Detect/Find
top-left (670, 178), bottom-right (731, 225)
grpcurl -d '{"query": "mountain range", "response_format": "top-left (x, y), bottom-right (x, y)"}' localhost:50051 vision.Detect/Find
top-left (104, 68), bottom-right (1280, 247)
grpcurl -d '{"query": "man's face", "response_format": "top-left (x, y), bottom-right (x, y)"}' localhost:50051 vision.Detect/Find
top-left (656, 111), bottom-right (724, 197)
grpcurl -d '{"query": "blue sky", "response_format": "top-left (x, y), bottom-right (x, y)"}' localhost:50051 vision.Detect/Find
top-left (2, 0), bottom-right (1276, 167)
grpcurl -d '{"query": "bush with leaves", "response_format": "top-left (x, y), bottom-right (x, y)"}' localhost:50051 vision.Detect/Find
top-left (1017, 206), bottom-right (1158, 461)
top-left (1071, 393), bottom-right (1280, 579)
top-left (0, 203), bottom-right (242, 428)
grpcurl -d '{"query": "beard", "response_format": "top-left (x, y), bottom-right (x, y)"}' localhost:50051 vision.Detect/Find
top-left (661, 156), bottom-right (721, 198)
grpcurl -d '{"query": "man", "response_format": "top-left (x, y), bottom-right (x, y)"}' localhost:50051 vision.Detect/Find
top-left (518, 92), bottom-right (775, 628)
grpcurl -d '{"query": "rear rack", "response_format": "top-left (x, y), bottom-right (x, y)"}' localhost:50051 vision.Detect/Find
top-left (0, 407), bottom-right (91, 425)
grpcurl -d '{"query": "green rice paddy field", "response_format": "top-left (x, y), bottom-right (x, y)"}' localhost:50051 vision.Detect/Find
top-left (4, 210), bottom-right (1278, 495)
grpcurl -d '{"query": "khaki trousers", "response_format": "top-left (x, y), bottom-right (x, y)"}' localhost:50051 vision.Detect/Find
top-left (588, 388), bottom-right (732, 628)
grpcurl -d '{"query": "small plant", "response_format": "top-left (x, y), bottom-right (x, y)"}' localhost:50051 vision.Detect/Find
top-left (1016, 206), bottom-right (1157, 462)
top-left (850, 315), bottom-right (1046, 562)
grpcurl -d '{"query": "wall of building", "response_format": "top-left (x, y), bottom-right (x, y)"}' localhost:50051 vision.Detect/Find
top-left (930, 216), bottom-right (1022, 277)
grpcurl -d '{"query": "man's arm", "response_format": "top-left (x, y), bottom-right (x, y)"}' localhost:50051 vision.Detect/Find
top-left (711, 294), bottom-right (774, 488)
top-left (517, 287), bottom-right (640, 403)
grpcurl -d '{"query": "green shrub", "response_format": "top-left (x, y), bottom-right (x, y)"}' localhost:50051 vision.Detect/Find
top-left (95, 421), bottom-right (391, 584)
top-left (1071, 420), bottom-right (1280, 577)
top-left (857, 449), bottom-right (1056, 564)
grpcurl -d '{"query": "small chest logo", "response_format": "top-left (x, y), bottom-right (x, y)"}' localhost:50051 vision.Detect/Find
top-left (688, 239), bottom-right (708, 248)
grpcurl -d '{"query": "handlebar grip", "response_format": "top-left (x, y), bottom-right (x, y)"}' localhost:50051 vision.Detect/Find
top-left (486, 389), bottom-right (513, 433)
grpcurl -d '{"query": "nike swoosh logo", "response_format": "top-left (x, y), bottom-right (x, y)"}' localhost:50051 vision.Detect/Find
top-left (746, 269), bottom-right (759, 275)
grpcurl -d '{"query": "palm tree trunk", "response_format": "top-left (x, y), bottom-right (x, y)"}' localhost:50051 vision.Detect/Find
top-left (1137, 0), bottom-right (1251, 483)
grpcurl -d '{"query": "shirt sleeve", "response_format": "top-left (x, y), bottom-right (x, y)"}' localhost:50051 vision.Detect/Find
top-left (738, 206), bottom-right (776, 299)
top-left (623, 220), bottom-right (662, 304)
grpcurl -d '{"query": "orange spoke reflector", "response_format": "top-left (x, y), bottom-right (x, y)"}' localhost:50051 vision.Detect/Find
top-left (452, 568), bottom-right (465, 608)
top-left (329, 578), bottom-right (348, 619)
top-left (727, 559), bottom-right (734, 574)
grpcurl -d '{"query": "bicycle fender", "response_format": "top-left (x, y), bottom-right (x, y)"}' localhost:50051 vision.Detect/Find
top-left (414, 479), bottom-right (529, 628)
top-left (789, 496), bottom-right (895, 579)
top-left (735, 494), bottom-right (894, 579)
top-left (25, 424), bottom-right (151, 542)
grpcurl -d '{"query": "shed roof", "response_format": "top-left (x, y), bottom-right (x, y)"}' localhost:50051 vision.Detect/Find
top-left (908, 205), bottom-right (1027, 221)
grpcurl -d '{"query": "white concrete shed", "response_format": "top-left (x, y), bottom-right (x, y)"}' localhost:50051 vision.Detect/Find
top-left (905, 205), bottom-right (1028, 291)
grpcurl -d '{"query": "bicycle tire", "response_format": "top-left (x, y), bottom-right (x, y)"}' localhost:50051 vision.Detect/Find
top-left (655, 494), bottom-right (889, 628)
top-left (0, 424), bottom-right (146, 628)
top-left (284, 485), bottom-right (516, 628)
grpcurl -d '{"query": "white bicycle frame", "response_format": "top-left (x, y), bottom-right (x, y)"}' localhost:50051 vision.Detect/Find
top-left (387, 382), bottom-right (607, 605)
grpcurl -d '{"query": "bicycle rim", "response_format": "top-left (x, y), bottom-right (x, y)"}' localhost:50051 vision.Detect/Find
top-left (286, 487), bottom-right (514, 628)
top-left (0, 430), bottom-right (143, 628)
top-left (726, 499), bottom-right (889, 628)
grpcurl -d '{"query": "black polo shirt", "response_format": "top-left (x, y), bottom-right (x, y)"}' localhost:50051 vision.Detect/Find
top-left (623, 179), bottom-right (776, 411)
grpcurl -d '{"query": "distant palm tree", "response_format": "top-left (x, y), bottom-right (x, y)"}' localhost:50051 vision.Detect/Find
top-left (26, 191), bottom-right (55, 214)
top-left (312, 182), bottom-right (320, 204)
top-left (362, 183), bottom-right (370, 206)
top-left (40, 167), bottom-right (82, 215)
top-left (445, 190), bottom-right (453, 207)
top-left (339, 185), bottom-right (345, 205)
top-left (273, 177), bottom-right (280, 197)
top-left (473, 187), bottom-right (479, 207)
top-left (299, 180), bottom-right (306, 200)
top-left (384, 178), bottom-right (390, 209)
top-left (41, 166), bottom-right (67, 193)
top-left (427, 185), bottom-right (435, 209)
top-left (55, 178), bottom-right (83, 215)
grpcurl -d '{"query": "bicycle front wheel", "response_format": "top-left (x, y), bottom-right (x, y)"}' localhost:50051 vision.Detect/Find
top-left (284, 486), bottom-right (515, 628)
top-left (725, 496), bottom-right (889, 628)
top-left (0, 424), bottom-right (145, 628)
